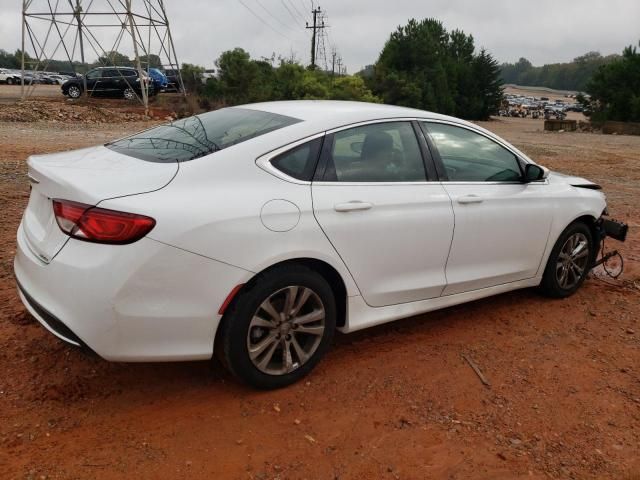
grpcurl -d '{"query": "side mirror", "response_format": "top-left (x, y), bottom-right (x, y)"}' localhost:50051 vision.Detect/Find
top-left (523, 164), bottom-right (549, 182)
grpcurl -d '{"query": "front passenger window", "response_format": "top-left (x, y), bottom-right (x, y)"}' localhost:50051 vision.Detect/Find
top-left (423, 122), bottom-right (522, 182)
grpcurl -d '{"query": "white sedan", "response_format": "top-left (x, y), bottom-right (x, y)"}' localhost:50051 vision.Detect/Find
top-left (15, 101), bottom-right (617, 388)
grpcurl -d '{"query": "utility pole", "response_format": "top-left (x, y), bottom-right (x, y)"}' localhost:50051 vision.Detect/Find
top-left (305, 7), bottom-right (324, 69)
top-left (331, 49), bottom-right (336, 78)
top-left (74, 0), bottom-right (88, 97)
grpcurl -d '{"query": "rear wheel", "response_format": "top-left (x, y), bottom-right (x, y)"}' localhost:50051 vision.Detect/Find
top-left (218, 265), bottom-right (336, 389)
top-left (6, 78), bottom-right (13, 85)
top-left (540, 222), bottom-right (593, 298)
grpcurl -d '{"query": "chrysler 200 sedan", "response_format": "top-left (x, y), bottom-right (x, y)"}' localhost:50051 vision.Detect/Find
top-left (15, 101), bottom-right (624, 388)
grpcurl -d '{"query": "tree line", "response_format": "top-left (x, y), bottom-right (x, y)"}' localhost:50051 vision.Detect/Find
top-left (0, 48), bottom-right (162, 73)
top-left (582, 42), bottom-right (640, 123)
top-left (188, 19), bottom-right (503, 121)
top-left (500, 52), bottom-right (618, 91)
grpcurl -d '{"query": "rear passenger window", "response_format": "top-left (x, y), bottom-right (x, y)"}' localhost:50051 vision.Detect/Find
top-left (119, 69), bottom-right (137, 77)
top-left (271, 137), bottom-right (323, 181)
top-left (323, 122), bottom-right (426, 182)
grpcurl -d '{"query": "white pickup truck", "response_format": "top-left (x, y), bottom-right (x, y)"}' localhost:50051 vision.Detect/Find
top-left (0, 68), bottom-right (21, 85)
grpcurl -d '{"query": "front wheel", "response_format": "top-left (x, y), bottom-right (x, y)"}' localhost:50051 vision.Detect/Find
top-left (67, 85), bottom-right (81, 98)
top-left (123, 87), bottom-right (136, 100)
top-left (540, 222), bottom-right (593, 298)
top-left (6, 78), bottom-right (13, 85)
top-left (218, 265), bottom-right (336, 389)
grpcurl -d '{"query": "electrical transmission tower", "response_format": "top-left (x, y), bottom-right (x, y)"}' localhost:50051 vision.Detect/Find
top-left (21, 0), bottom-right (185, 112)
top-left (315, 10), bottom-right (329, 71)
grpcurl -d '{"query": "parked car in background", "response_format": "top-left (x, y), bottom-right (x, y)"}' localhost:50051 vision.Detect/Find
top-left (46, 74), bottom-right (70, 85)
top-left (14, 100), bottom-right (624, 389)
top-left (35, 74), bottom-right (57, 85)
top-left (0, 68), bottom-right (21, 85)
top-left (163, 68), bottom-right (182, 92)
top-left (565, 104), bottom-right (584, 112)
top-left (147, 68), bottom-right (168, 91)
top-left (61, 66), bottom-right (153, 99)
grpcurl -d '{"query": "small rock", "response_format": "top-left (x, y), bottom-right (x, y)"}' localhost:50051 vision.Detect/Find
top-left (626, 328), bottom-right (635, 335)
top-left (294, 419), bottom-right (301, 425)
top-left (510, 438), bottom-right (522, 446)
top-left (185, 460), bottom-right (192, 467)
top-left (304, 434), bottom-right (316, 444)
top-left (236, 439), bottom-right (244, 445)
top-left (273, 404), bottom-right (281, 413)
top-left (497, 452), bottom-right (507, 461)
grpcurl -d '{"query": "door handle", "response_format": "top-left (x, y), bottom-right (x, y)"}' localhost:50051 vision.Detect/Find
top-left (334, 201), bottom-right (373, 212)
top-left (457, 194), bottom-right (484, 204)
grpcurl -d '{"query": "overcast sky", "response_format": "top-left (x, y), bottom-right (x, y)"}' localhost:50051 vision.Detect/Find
top-left (1, 0), bottom-right (639, 72)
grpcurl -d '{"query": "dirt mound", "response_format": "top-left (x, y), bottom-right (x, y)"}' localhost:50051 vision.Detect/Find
top-left (0, 99), bottom-right (151, 123)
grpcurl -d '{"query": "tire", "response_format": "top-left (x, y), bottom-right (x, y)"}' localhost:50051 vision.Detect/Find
top-left (218, 265), bottom-right (336, 389)
top-left (539, 221), bottom-right (594, 298)
top-left (123, 88), bottom-right (135, 100)
top-left (6, 78), bottom-right (13, 85)
top-left (67, 85), bottom-right (81, 99)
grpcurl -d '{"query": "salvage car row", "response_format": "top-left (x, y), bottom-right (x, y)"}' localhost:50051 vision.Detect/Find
top-left (0, 66), bottom-right (182, 98)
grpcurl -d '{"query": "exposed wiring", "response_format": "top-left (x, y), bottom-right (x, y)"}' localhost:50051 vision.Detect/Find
top-left (599, 237), bottom-right (624, 279)
top-left (589, 236), bottom-right (632, 289)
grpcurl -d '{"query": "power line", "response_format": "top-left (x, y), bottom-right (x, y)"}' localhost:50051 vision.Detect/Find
top-left (253, 0), bottom-right (298, 33)
top-left (280, 0), bottom-right (303, 27)
top-left (237, 0), bottom-right (295, 42)
top-left (286, 0), bottom-right (309, 24)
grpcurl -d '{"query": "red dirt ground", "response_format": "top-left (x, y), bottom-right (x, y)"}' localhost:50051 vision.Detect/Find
top-left (0, 113), bottom-right (639, 480)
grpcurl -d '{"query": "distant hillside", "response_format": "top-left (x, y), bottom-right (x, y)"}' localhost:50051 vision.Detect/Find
top-left (500, 52), bottom-right (618, 92)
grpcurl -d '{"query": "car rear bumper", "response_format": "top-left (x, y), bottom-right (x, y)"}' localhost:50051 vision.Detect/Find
top-left (14, 222), bottom-right (251, 362)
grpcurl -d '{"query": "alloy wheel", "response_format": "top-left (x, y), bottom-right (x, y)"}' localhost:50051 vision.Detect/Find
top-left (247, 286), bottom-right (326, 375)
top-left (68, 86), bottom-right (81, 98)
top-left (556, 232), bottom-right (590, 289)
top-left (123, 88), bottom-right (135, 100)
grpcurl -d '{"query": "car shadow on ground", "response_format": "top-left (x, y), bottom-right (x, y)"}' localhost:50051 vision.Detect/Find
top-left (10, 285), bottom-right (551, 406)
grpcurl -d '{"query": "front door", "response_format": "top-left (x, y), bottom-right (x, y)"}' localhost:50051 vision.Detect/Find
top-left (421, 121), bottom-right (553, 296)
top-left (312, 121), bottom-right (455, 307)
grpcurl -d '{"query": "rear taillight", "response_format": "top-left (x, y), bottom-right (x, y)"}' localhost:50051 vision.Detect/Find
top-left (52, 199), bottom-right (155, 245)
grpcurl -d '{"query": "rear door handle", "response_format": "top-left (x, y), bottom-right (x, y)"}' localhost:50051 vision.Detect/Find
top-left (457, 194), bottom-right (484, 204)
top-left (334, 201), bottom-right (373, 212)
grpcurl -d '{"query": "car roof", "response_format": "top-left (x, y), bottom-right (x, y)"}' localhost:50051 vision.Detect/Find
top-left (238, 100), bottom-right (474, 133)
top-left (226, 100), bottom-right (534, 164)
top-left (93, 66), bottom-right (136, 70)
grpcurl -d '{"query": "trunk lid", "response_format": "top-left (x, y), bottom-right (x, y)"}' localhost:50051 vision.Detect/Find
top-left (22, 145), bottom-right (178, 263)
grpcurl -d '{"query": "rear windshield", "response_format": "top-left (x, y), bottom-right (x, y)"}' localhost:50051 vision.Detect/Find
top-left (106, 107), bottom-right (301, 162)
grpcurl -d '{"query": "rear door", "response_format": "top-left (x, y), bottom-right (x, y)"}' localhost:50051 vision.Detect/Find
top-left (84, 69), bottom-right (102, 95)
top-left (420, 121), bottom-right (553, 295)
top-left (312, 120), bottom-right (454, 307)
top-left (100, 69), bottom-right (121, 94)
top-left (118, 69), bottom-right (138, 91)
